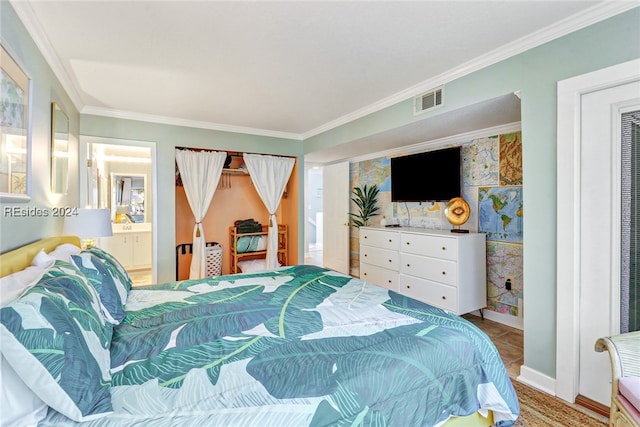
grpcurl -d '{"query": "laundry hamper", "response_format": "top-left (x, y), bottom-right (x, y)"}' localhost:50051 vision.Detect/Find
top-left (205, 243), bottom-right (223, 277)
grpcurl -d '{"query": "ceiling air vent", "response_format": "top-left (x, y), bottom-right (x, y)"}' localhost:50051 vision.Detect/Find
top-left (414, 87), bottom-right (443, 115)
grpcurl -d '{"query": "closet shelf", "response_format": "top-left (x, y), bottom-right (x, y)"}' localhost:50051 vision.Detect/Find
top-left (230, 225), bottom-right (287, 273)
top-left (222, 168), bottom-right (249, 175)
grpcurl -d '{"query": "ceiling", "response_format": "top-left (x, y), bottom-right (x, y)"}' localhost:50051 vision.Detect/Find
top-left (12, 1), bottom-right (628, 159)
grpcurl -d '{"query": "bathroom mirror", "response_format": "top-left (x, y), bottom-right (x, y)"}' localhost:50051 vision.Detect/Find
top-left (111, 173), bottom-right (146, 223)
top-left (51, 102), bottom-right (69, 193)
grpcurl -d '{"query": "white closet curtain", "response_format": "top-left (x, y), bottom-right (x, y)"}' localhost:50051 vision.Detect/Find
top-left (243, 153), bottom-right (295, 269)
top-left (175, 149), bottom-right (227, 279)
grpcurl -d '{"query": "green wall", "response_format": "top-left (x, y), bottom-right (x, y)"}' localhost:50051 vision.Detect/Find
top-left (80, 115), bottom-right (303, 283)
top-left (0, 2), bottom-right (80, 251)
top-left (304, 9), bottom-right (640, 379)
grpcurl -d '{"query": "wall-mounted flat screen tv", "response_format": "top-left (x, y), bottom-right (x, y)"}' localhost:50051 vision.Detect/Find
top-left (390, 146), bottom-right (461, 202)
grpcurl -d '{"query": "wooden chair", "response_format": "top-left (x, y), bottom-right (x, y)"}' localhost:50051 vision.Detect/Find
top-left (595, 331), bottom-right (640, 427)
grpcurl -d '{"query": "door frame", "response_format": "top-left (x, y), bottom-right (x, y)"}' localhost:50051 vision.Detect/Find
top-left (556, 58), bottom-right (640, 402)
top-left (79, 136), bottom-right (158, 284)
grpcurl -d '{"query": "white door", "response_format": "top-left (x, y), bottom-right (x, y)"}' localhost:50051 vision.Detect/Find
top-left (556, 59), bottom-right (640, 405)
top-left (578, 81), bottom-right (640, 405)
top-left (322, 161), bottom-right (350, 274)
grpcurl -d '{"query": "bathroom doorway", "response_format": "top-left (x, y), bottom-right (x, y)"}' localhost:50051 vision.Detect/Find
top-left (80, 136), bottom-right (157, 285)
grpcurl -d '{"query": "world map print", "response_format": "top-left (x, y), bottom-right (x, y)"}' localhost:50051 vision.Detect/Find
top-left (357, 157), bottom-right (391, 192)
top-left (393, 201), bottom-right (446, 228)
top-left (461, 136), bottom-right (499, 186)
top-left (499, 132), bottom-right (523, 186)
top-left (460, 186), bottom-right (479, 232)
top-left (478, 186), bottom-right (523, 243)
top-left (486, 242), bottom-right (523, 316)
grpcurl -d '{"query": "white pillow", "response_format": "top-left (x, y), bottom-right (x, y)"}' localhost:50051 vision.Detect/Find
top-left (48, 243), bottom-right (81, 261)
top-left (30, 249), bottom-right (56, 269)
top-left (0, 265), bottom-right (48, 308)
top-left (0, 356), bottom-right (48, 427)
top-left (31, 244), bottom-right (81, 268)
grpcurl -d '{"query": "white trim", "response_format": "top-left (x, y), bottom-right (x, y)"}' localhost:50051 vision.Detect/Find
top-left (348, 122), bottom-right (521, 163)
top-left (301, 2), bottom-right (638, 140)
top-left (81, 106), bottom-right (303, 141)
top-left (10, 0), bottom-right (636, 139)
top-left (517, 365), bottom-right (557, 397)
top-left (556, 58), bottom-right (640, 403)
top-left (465, 308), bottom-right (523, 330)
top-left (10, 1), bottom-right (84, 111)
top-left (481, 309), bottom-right (523, 331)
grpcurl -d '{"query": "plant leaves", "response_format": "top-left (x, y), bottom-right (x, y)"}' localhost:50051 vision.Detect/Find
top-left (349, 184), bottom-right (380, 227)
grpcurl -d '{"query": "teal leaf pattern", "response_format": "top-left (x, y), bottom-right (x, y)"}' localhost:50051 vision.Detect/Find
top-left (85, 247), bottom-right (132, 291)
top-left (0, 262), bottom-right (113, 420)
top-left (71, 253), bottom-right (126, 324)
top-left (110, 292), bottom-right (279, 366)
top-left (33, 265), bottom-right (518, 427)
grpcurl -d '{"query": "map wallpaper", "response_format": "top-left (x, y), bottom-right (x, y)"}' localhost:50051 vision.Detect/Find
top-left (350, 131), bottom-right (523, 319)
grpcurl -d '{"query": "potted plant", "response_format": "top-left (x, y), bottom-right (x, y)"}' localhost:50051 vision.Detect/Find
top-left (349, 184), bottom-right (380, 227)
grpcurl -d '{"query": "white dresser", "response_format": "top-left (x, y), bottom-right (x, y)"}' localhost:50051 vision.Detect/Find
top-left (359, 226), bottom-right (486, 315)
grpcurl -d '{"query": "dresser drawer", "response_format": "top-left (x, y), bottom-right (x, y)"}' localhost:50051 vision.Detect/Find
top-left (400, 252), bottom-right (457, 286)
top-left (360, 228), bottom-right (400, 250)
top-left (360, 263), bottom-right (398, 291)
top-left (360, 245), bottom-right (399, 271)
top-left (401, 233), bottom-right (457, 260)
top-left (398, 273), bottom-right (458, 312)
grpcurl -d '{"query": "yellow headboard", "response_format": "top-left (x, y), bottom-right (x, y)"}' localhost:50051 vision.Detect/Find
top-left (0, 236), bottom-right (81, 278)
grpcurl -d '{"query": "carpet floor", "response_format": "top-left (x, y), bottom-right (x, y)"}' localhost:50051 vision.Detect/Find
top-left (513, 380), bottom-right (608, 426)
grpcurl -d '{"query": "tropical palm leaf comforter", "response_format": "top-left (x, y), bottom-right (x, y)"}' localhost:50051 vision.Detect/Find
top-left (38, 264), bottom-right (519, 427)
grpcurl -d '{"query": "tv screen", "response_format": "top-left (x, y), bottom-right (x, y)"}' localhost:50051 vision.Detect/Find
top-left (390, 147), bottom-right (461, 202)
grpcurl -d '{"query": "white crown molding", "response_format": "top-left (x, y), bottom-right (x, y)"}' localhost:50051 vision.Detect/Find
top-left (10, 0), bottom-right (84, 112)
top-left (301, 1), bottom-right (639, 140)
top-left (81, 106), bottom-right (303, 141)
top-left (11, 0), bottom-right (636, 140)
top-left (348, 122), bottom-right (522, 164)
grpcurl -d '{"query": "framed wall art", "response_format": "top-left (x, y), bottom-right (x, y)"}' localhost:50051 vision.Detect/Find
top-left (51, 102), bottom-right (69, 194)
top-left (0, 43), bottom-right (31, 202)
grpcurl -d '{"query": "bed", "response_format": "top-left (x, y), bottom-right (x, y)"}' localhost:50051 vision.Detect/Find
top-left (0, 236), bottom-right (519, 427)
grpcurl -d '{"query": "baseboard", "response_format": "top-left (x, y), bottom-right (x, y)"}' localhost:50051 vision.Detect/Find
top-left (517, 365), bottom-right (556, 396)
top-left (575, 394), bottom-right (610, 418)
top-left (467, 309), bottom-right (524, 330)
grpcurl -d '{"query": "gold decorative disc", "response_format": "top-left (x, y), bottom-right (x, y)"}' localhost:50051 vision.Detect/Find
top-left (445, 197), bottom-right (470, 226)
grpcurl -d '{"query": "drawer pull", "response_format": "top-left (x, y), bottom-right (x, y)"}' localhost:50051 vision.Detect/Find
top-left (406, 285), bottom-right (411, 289)
top-left (406, 241), bottom-right (410, 245)
top-left (442, 271), bottom-right (446, 275)
top-left (388, 259), bottom-right (392, 263)
top-left (388, 279), bottom-right (392, 283)
top-left (364, 254), bottom-right (368, 257)
top-left (442, 246), bottom-right (446, 251)
top-left (442, 296), bottom-right (446, 300)
top-left (388, 239), bottom-right (392, 243)
top-left (363, 272), bottom-right (367, 276)
top-left (406, 263), bottom-right (410, 267)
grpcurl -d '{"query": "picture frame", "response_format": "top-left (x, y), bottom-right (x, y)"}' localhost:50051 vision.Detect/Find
top-left (51, 102), bottom-right (69, 194)
top-left (0, 43), bottom-right (31, 202)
